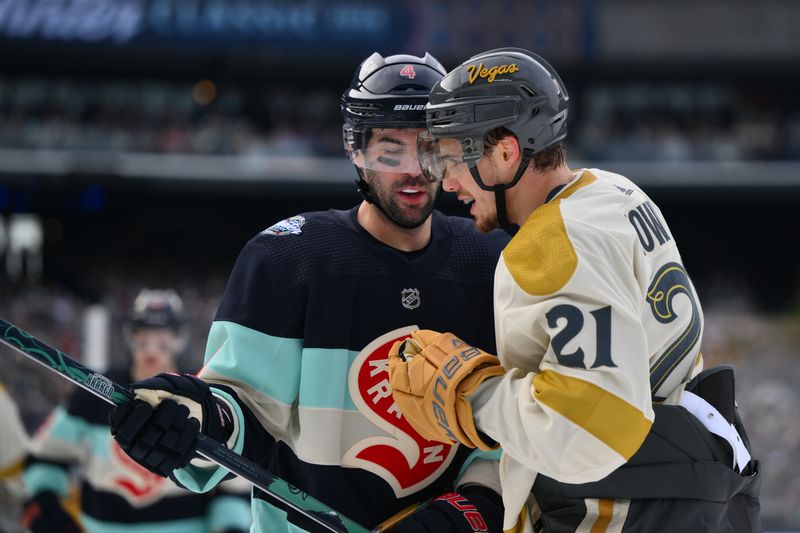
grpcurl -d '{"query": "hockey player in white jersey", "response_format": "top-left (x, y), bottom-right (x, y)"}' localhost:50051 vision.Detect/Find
top-left (388, 47), bottom-right (761, 532)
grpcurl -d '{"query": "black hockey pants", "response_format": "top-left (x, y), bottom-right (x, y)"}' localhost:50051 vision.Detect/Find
top-left (531, 366), bottom-right (761, 533)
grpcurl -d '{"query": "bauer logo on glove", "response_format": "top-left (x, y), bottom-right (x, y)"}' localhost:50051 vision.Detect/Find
top-left (388, 330), bottom-right (505, 450)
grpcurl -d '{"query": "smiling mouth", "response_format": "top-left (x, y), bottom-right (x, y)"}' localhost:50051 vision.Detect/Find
top-left (459, 197), bottom-right (475, 205)
top-left (398, 188), bottom-right (425, 198)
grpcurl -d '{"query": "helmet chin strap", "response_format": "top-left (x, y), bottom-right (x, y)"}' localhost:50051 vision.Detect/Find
top-left (468, 151), bottom-right (532, 233)
top-left (355, 167), bottom-right (378, 204)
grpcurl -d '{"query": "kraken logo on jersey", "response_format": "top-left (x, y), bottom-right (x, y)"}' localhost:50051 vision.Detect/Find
top-left (401, 288), bottom-right (420, 310)
top-left (110, 440), bottom-right (167, 506)
top-left (261, 215), bottom-right (306, 236)
top-left (344, 326), bottom-right (458, 497)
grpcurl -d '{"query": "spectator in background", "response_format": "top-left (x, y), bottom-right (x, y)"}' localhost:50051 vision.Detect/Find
top-left (22, 289), bottom-right (251, 533)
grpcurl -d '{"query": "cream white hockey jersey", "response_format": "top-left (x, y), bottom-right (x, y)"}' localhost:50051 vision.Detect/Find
top-left (470, 169), bottom-right (705, 530)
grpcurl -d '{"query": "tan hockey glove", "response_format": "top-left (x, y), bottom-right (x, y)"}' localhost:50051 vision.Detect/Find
top-left (388, 330), bottom-right (505, 450)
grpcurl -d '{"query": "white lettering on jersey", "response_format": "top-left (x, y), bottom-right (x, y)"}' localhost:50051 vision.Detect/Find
top-left (344, 326), bottom-right (458, 497)
top-left (423, 444), bottom-right (446, 465)
top-left (367, 379), bottom-right (392, 404)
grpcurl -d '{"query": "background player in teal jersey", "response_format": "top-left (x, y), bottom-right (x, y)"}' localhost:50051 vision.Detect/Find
top-left (23, 289), bottom-right (251, 533)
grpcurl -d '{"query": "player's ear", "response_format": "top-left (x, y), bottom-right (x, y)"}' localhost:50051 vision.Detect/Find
top-left (496, 135), bottom-right (522, 168)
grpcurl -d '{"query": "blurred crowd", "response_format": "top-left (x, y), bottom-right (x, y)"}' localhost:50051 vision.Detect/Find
top-left (0, 282), bottom-right (798, 529)
top-left (576, 84), bottom-right (800, 161)
top-left (0, 281), bottom-right (220, 430)
top-left (702, 308), bottom-right (800, 530)
top-left (0, 78), bottom-right (342, 157)
top-left (1, 77), bottom-right (799, 161)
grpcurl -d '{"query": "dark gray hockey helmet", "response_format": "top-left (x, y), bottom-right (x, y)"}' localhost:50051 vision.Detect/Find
top-left (419, 47), bottom-right (569, 181)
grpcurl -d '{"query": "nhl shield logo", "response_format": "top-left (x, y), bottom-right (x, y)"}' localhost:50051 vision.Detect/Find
top-left (401, 288), bottom-right (420, 310)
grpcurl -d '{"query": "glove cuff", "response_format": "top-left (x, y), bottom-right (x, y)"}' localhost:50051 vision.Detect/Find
top-left (133, 373), bottom-right (234, 445)
top-left (206, 391), bottom-right (236, 445)
top-left (433, 492), bottom-right (490, 532)
top-left (455, 366), bottom-right (506, 450)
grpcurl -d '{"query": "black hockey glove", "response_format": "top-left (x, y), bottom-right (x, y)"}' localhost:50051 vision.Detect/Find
top-left (21, 490), bottom-right (81, 533)
top-left (394, 485), bottom-right (503, 533)
top-left (109, 373), bottom-right (234, 477)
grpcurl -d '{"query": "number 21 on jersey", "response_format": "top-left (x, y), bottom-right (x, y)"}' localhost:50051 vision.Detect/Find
top-left (545, 261), bottom-right (701, 399)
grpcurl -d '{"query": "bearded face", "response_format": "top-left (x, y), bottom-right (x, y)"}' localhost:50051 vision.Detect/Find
top-left (359, 128), bottom-right (439, 229)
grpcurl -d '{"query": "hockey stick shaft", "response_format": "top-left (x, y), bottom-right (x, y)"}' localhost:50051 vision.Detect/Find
top-left (0, 317), bottom-right (370, 533)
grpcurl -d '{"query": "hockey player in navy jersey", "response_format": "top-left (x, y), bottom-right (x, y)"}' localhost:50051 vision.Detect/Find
top-left (23, 289), bottom-right (251, 533)
top-left (108, 53), bottom-right (510, 532)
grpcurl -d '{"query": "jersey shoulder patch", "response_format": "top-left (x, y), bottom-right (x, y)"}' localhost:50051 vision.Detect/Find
top-left (502, 172), bottom-right (596, 296)
top-left (247, 209), bottom-right (386, 289)
top-left (261, 215), bottom-right (306, 236)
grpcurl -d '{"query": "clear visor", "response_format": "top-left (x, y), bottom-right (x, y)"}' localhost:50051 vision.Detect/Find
top-left (344, 126), bottom-right (426, 175)
top-left (416, 131), bottom-right (485, 183)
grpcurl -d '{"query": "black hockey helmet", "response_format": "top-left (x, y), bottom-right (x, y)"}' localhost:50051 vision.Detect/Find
top-left (127, 289), bottom-right (184, 333)
top-left (417, 48), bottom-right (568, 230)
top-left (342, 51), bottom-right (447, 131)
top-left (342, 52), bottom-right (446, 193)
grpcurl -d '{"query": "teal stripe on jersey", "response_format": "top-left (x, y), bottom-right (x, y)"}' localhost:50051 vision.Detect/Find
top-left (208, 494), bottom-right (252, 532)
top-left (455, 447), bottom-right (503, 486)
top-left (41, 407), bottom-right (112, 460)
top-left (204, 321), bottom-right (302, 405)
top-left (80, 514), bottom-right (206, 533)
top-left (299, 348), bottom-right (359, 411)
top-left (253, 498), bottom-right (311, 533)
top-left (172, 388), bottom-right (246, 493)
top-left (23, 463), bottom-right (70, 497)
top-left (48, 406), bottom-right (90, 445)
top-left (87, 425), bottom-right (112, 460)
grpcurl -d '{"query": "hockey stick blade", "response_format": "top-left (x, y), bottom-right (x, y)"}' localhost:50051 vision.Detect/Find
top-left (0, 317), bottom-right (370, 533)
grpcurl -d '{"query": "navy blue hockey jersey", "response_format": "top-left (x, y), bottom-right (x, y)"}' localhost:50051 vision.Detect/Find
top-left (174, 207), bottom-right (510, 532)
